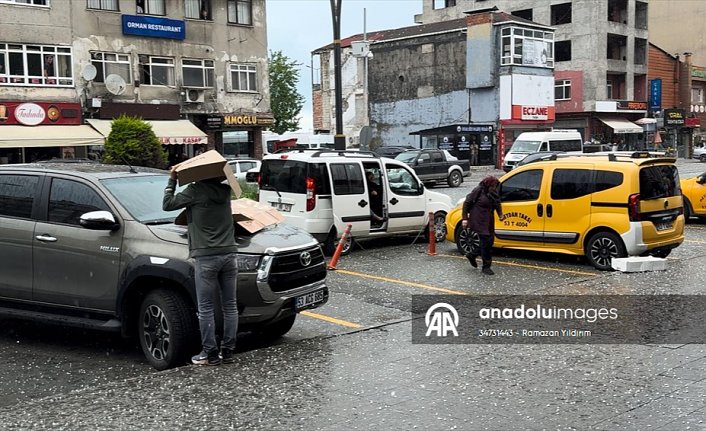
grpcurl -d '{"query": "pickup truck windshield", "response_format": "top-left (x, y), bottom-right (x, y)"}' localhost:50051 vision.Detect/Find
top-left (395, 151), bottom-right (419, 163)
top-left (102, 174), bottom-right (185, 223)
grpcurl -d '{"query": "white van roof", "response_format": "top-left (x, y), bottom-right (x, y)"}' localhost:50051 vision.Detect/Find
top-left (516, 130), bottom-right (582, 140)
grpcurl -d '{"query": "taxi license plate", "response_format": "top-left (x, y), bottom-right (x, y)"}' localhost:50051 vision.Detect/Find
top-left (655, 222), bottom-right (673, 231)
top-left (295, 289), bottom-right (325, 310)
top-left (271, 202), bottom-right (292, 212)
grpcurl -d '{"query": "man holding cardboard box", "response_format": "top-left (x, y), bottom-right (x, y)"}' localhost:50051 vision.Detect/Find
top-left (163, 159), bottom-right (239, 366)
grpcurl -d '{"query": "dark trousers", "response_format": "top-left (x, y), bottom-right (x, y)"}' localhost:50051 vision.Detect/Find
top-left (478, 234), bottom-right (494, 269)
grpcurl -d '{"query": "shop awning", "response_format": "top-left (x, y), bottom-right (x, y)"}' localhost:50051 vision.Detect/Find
top-left (87, 119), bottom-right (207, 145)
top-left (598, 117), bottom-right (644, 134)
top-left (0, 125), bottom-right (105, 148)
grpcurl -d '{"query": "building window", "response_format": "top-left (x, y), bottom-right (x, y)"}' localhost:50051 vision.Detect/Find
top-left (433, 0), bottom-right (455, 9)
top-left (227, 0), bottom-right (252, 25)
top-left (550, 3), bottom-right (572, 25)
top-left (500, 27), bottom-right (554, 68)
top-left (182, 58), bottom-right (214, 88)
top-left (91, 52), bottom-right (131, 84)
top-left (511, 9), bottom-right (533, 21)
top-left (0, 43), bottom-right (73, 87)
top-left (87, 0), bottom-right (118, 11)
top-left (140, 55), bottom-right (175, 86)
top-left (692, 87), bottom-right (704, 104)
top-left (0, 0), bottom-right (48, 5)
top-left (555, 40), bottom-right (571, 62)
top-left (229, 63), bottom-right (257, 92)
top-left (185, 0), bottom-right (211, 19)
top-left (606, 80), bottom-right (613, 99)
top-left (136, 0), bottom-right (165, 15)
top-left (555, 80), bottom-right (571, 101)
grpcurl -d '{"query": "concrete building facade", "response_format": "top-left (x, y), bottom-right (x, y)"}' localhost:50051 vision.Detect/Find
top-left (0, 0), bottom-right (272, 163)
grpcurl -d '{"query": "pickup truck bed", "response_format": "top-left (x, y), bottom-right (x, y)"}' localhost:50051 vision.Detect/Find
top-left (395, 149), bottom-right (470, 187)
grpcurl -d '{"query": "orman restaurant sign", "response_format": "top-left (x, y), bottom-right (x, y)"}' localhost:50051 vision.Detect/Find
top-left (122, 15), bottom-right (185, 40)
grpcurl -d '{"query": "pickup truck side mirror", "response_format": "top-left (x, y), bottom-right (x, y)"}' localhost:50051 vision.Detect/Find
top-left (80, 210), bottom-right (120, 231)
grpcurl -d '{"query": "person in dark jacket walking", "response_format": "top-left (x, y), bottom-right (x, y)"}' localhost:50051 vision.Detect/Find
top-left (163, 169), bottom-right (238, 365)
top-left (462, 176), bottom-right (503, 275)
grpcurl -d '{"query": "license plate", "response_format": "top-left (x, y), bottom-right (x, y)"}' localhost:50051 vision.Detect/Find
top-left (271, 202), bottom-right (292, 212)
top-left (295, 289), bottom-right (325, 310)
top-left (655, 222), bottom-right (673, 231)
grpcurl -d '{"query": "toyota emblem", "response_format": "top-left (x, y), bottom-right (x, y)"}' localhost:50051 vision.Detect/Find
top-left (299, 251), bottom-right (312, 267)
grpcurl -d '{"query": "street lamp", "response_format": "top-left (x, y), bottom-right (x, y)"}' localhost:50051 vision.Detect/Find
top-left (330, 0), bottom-right (345, 150)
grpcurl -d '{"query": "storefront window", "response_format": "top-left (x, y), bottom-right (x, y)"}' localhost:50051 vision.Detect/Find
top-left (223, 131), bottom-right (253, 157)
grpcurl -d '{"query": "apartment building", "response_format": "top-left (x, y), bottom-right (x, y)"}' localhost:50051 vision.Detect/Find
top-left (0, 0), bottom-right (272, 163)
top-left (416, 0), bottom-right (650, 150)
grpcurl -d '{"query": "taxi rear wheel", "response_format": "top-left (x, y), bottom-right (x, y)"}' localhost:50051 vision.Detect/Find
top-left (683, 198), bottom-right (693, 221)
top-left (585, 232), bottom-right (626, 271)
top-left (455, 223), bottom-right (480, 256)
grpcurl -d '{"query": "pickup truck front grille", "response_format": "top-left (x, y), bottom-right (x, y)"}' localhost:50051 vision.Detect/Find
top-left (268, 246), bottom-right (326, 292)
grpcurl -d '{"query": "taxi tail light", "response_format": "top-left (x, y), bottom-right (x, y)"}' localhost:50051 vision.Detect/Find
top-left (628, 193), bottom-right (641, 221)
top-left (306, 177), bottom-right (316, 211)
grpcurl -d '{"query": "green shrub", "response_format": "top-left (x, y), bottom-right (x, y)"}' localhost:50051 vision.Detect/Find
top-left (238, 182), bottom-right (259, 200)
top-left (103, 115), bottom-right (168, 169)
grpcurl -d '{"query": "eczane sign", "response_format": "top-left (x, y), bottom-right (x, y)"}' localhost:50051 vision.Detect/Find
top-left (521, 106), bottom-right (549, 120)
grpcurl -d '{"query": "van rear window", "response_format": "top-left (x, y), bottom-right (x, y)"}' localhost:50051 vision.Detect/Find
top-left (549, 139), bottom-right (582, 152)
top-left (639, 165), bottom-right (680, 200)
top-left (260, 160), bottom-right (331, 194)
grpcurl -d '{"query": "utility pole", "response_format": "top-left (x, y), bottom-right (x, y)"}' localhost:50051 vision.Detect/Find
top-left (330, 0), bottom-right (345, 150)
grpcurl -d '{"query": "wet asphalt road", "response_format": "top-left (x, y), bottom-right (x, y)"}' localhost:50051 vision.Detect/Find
top-left (1, 160), bottom-right (705, 430)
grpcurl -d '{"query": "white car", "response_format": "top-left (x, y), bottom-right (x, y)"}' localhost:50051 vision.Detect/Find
top-left (694, 143), bottom-right (706, 162)
top-left (227, 159), bottom-right (261, 182)
top-left (257, 150), bottom-right (452, 254)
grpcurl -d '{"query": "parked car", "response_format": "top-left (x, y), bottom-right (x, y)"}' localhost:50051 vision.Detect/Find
top-left (372, 145), bottom-right (416, 158)
top-left (681, 171), bottom-right (706, 220)
top-left (395, 149), bottom-right (470, 187)
top-left (503, 130), bottom-right (583, 172)
top-left (257, 150), bottom-right (452, 254)
top-left (446, 152), bottom-right (684, 270)
top-left (227, 158), bottom-right (261, 182)
top-left (0, 163), bottom-right (328, 370)
top-left (693, 142), bottom-right (706, 162)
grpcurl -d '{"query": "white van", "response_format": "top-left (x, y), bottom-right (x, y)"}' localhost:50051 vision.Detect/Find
top-left (503, 130), bottom-right (583, 172)
top-left (258, 150), bottom-right (452, 254)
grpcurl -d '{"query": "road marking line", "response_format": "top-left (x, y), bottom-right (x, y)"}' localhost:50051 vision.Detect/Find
top-left (300, 311), bottom-right (362, 328)
top-left (336, 269), bottom-right (468, 295)
top-left (439, 254), bottom-right (598, 276)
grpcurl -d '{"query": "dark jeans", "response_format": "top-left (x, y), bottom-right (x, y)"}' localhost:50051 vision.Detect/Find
top-left (477, 234), bottom-right (494, 268)
top-left (193, 253), bottom-right (238, 355)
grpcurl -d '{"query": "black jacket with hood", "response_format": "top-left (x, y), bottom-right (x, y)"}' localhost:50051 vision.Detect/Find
top-left (163, 177), bottom-right (238, 258)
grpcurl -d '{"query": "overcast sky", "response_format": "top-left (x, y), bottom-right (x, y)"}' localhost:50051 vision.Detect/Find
top-left (266, 0), bottom-right (421, 132)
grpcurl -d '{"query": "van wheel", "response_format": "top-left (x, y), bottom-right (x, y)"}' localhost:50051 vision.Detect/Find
top-left (139, 289), bottom-right (198, 371)
top-left (424, 212), bottom-right (447, 243)
top-left (323, 231), bottom-right (352, 256)
top-left (684, 198), bottom-right (693, 221)
top-left (455, 223), bottom-right (480, 256)
top-left (447, 171), bottom-right (463, 188)
top-left (585, 232), bottom-right (626, 271)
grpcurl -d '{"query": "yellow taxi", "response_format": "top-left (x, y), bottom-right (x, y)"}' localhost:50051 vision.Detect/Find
top-left (681, 171), bottom-right (706, 220)
top-left (446, 152), bottom-right (685, 270)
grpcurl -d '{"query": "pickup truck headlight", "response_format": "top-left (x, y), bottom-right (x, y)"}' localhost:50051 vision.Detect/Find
top-left (236, 254), bottom-right (261, 272)
top-left (257, 255), bottom-right (273, 282)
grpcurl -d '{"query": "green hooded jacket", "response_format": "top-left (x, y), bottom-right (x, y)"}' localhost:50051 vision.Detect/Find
top-left (163, 177), bottom-right (238, 258)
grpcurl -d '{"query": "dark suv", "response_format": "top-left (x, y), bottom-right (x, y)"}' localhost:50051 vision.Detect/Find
top-left (0, 163), bottom-right (328, 370)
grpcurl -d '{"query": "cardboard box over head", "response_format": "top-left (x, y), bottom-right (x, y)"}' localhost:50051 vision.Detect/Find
top-left (174, 198), bottom-right (284, 234)
top-left (174, 149), bottom-right (242, 198)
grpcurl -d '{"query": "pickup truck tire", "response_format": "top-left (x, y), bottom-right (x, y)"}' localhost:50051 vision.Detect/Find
top-left (139, 288), bottom-right (198, 371)
top-left (447, 171), bottom-right (462, 188)
top-left (260, 314), bottom-right (296, 339)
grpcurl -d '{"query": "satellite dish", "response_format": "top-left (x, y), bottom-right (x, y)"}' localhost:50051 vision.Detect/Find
top-left (105, 74), bottom-right (126, 95)
top-left (81, 64), bottom-right (97, 81)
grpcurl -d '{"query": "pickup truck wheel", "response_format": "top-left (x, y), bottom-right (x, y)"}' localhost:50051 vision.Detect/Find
top-left (139, 289), bottom-right (197, 371)
top-left (260, 314), bottom-right (296, 339)
top-left (447, 171), bottom-right (462, 188)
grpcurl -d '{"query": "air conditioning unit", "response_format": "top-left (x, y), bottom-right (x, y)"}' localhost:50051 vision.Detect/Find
top-left (184, 89), bottom-right (205, 103)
